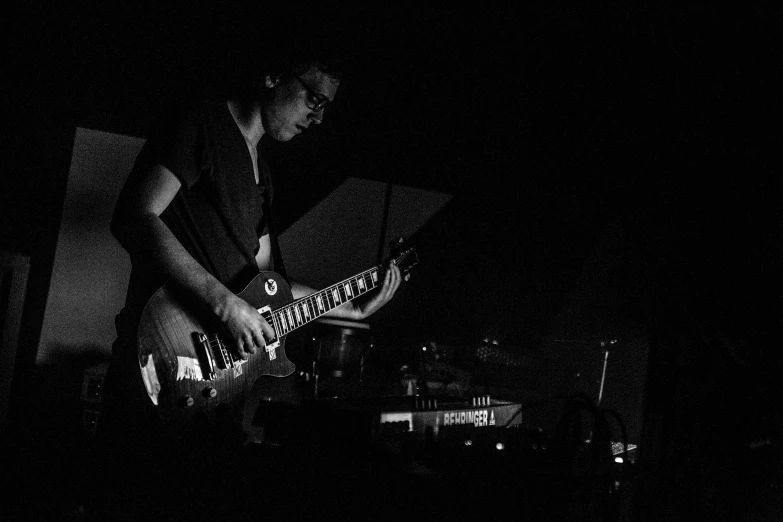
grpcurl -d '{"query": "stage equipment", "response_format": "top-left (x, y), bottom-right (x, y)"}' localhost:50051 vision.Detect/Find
top-left (475, 336), bottom-right (528, 367)
top-left (250, 393), bottom-right (525, 447)
top-left (376, 394), bottom-right (523, 436)
top-left (311, 318), bottom-right (372, 399)
top-left (550, 337), bottom-right (619, 406)
top-left (596, 339), bottom-right (618, 406)
top-left (313, 394), bottom-right (525, 442)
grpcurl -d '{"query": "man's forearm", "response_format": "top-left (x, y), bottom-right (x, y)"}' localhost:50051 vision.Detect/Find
top-left (115, 212), bottom-right (234, 317)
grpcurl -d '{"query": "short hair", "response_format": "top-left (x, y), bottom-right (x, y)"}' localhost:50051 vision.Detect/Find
top-left (204, 12), bottom-right (354, 99)
top-left (267, 37), bottom-right (351, 82)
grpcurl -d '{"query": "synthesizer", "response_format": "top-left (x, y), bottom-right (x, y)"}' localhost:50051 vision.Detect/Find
top-left (318, 394), bottom-right (524, 440)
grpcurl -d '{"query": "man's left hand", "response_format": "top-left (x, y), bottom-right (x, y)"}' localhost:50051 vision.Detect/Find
top-left (352, 260), bottom-right (402, 320)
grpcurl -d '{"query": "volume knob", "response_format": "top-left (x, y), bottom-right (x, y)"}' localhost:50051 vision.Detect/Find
top-left (202, 386), bottom-right (217, 399)
top-left (178, 395), bottom-right (194, 408)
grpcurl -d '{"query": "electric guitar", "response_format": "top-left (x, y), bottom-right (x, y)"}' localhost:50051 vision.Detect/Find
top-left (136, 241), bottom-right (418, 432)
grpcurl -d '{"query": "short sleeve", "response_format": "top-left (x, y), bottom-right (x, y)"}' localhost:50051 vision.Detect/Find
top-left (146, 105), bottom-right (211, 189)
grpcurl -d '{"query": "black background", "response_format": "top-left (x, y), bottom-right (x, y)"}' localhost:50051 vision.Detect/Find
top-left (3, 2), bottom-right (782, 519)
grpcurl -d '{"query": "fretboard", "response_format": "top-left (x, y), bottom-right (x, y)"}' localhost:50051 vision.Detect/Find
top-left (266, 265), bottom-right (384, 338)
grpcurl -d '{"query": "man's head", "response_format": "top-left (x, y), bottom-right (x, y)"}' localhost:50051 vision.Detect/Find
top-left (260, 52), bottom-right (347, 142)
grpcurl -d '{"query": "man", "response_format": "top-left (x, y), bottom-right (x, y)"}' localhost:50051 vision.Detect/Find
top-left (98, 49), bottom-right (402, 518)
top-left (111, 55), bottom-right (401, 364)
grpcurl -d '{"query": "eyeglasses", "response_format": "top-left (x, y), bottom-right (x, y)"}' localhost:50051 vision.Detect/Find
top-left (294, 75), bottom-right (330, 112)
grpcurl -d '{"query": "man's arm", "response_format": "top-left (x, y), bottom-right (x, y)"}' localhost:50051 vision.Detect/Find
top-left (112, 164), bottom-right (275, 359)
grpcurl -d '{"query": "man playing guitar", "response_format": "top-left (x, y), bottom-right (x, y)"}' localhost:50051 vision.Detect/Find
top-left (97, 43), bottom-right (402, 519)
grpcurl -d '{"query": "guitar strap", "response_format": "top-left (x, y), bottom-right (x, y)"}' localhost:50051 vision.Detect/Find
top-left (263, 195), bottom-right (289, 283)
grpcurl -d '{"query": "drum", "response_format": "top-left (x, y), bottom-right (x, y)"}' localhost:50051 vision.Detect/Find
top-left (311, 318), bottom-right (372, 398)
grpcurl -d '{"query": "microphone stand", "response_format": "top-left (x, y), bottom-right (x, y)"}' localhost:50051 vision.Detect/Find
top-left (596, 339), bottom-right (617, 407)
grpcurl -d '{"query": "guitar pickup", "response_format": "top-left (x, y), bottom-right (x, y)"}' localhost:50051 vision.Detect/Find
top-left (258, 305), bottom-right (281, 361)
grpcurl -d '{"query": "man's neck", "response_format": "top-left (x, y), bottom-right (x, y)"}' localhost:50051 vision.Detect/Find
top-left (227, 99), bottom-right (264, 147)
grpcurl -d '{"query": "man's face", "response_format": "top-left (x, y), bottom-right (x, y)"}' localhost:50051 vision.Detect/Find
top-left (263, 65), bottom-right (340, 142)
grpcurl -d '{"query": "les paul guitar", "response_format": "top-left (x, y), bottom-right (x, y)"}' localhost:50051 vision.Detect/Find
top-left (136, 242), bottom-right (418, 432)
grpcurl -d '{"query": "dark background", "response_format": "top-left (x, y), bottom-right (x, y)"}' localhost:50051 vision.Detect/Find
top-left (2, 2), bottom-right (782, 520)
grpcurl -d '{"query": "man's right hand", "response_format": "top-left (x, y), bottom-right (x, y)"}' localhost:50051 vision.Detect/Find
top-left (219, 294), bottom-right (276, 360)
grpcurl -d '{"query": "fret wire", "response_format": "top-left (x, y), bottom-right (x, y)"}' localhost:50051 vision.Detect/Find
top-left (277, 308), bottom-right (288, 334)
top-left (270, 312), bottom-right (283, 340)
top-left (276, 311), bottom-right (284, 333)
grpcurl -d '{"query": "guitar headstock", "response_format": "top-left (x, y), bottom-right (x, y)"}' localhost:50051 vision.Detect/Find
top-left (389, 237), bottom-right (420, 281)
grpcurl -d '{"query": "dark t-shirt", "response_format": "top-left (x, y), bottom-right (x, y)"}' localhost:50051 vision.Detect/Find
top-left (100, 101), bottom-right (280, 506)
top-left (118, 100), bottom-right (274, 339)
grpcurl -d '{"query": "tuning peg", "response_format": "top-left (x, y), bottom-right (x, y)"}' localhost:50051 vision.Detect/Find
top-left (404, 274), bottom-right (411, 282)
top-left (389, 237), bottom-right (405, 247)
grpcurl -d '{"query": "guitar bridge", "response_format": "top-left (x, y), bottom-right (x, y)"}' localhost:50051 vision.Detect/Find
top-left (194, 333), bottom-right (245, 378)
top-left (194, 333), bottom-right (217, 380)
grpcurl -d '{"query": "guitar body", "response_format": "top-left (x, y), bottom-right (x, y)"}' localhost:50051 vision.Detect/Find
top-left (137, 271), bottom-right (295, 432)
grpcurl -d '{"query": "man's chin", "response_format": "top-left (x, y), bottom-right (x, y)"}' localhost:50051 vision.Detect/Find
top-left (270, 130), bottom-right (296, 142)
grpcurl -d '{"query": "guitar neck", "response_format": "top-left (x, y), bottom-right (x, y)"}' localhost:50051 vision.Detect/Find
top-left (267, 264), bottom-right (385, 338)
